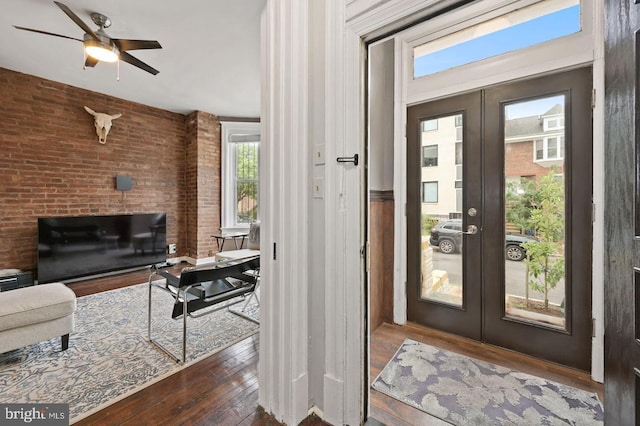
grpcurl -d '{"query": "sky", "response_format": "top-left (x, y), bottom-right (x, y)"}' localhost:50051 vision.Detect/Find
top-left (414, 5), bottom-right (581, 78)
top-left (505, 95), bottom-right (564, 119)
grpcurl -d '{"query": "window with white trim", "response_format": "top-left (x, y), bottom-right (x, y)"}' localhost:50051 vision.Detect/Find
top-left (543, 116), bottom-right (565, 131)
top-left (534, 136), bottom-right (564, 161)
top-left (221, 122), bottom-right (260, 231)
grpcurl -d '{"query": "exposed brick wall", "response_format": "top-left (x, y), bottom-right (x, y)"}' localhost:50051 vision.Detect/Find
top-left (0, 67), bottom-right (188, 275)
top-left (184, 111), bottom-right (221, 259)
top-left (505, 140), bottom-right (564, 178)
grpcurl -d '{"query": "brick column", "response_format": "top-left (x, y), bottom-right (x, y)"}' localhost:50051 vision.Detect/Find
top-left (184, 111), bottom-right (221, 261)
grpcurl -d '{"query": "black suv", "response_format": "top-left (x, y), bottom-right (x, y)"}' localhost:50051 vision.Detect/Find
top-left (428, 219), bottom-right (537, 261)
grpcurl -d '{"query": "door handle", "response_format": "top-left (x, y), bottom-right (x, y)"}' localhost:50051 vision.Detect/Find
top-left (336, 154), bottom-right (359, 166)
top-left (462, 224), bottom-right (478, 235)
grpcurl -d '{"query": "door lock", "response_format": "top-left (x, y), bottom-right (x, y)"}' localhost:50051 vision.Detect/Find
top-left (462, 224), bottom-right (478, 235)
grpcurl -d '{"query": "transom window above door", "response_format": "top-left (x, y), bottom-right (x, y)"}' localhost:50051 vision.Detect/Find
top-left (413, 0), bottom-right (581, 78)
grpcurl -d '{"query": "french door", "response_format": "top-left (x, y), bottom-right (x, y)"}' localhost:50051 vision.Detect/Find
top-left (407, 67), bottom-right (593, 371)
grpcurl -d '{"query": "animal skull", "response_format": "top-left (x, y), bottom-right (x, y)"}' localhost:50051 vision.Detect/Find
top-left (84, 106), bottom-right (122, 144)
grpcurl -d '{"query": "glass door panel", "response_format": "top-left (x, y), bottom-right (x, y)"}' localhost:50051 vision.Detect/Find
top-left (503, 95), bottom-right (567, 330)
top-left (407, 91), bottom-right (482, 342)
top-left (483, 67), bottom-right (592, 371)
top-left (420, 114), bottom-right (463, 307)
top-left (408, 67), bottom-right (592, 370)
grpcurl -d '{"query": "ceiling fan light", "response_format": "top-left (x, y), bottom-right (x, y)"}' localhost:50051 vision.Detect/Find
top-left (85, 40), bottom-right (119, 62)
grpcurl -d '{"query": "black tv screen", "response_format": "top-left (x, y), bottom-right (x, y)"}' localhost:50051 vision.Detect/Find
top-left (37, 213), bottom-right (166, 283)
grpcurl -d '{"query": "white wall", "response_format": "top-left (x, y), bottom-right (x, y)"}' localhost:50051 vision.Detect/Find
top-left (308, 0), bottom-right (327, 412)
top-left (258, 1), bottom-right (310, 424)
top-left (369, 39), bottom-right (395, 192)
top-left (420, 115), bottom-right (461, 218)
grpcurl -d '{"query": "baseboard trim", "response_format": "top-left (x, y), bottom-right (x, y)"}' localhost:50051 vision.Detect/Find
top-left (308, 405), bottom-right (324, 418)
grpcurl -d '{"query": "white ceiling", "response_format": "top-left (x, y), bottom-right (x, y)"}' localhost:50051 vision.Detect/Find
top-left (0, 0), bottom-right (265, 117)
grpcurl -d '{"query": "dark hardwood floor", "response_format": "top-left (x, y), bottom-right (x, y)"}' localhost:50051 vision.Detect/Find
top-left (65, 267), bottom-right (603, 425)
top-left (68, 266), bottom-right (329, 426)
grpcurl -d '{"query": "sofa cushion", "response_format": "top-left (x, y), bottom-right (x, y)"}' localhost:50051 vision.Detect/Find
top-left (0, 269), bottom-right (21, 277)
top-left (215, 249), bottom-right (259, 262)
top-left (0, 283), bottom-right (76, 332)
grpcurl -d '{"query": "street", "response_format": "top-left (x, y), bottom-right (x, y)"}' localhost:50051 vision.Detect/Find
top-left (430, 250), bottom-right (566, 306)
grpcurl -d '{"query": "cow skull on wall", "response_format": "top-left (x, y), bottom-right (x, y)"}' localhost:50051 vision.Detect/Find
top-left (84, 106), bottom-right (122, 144)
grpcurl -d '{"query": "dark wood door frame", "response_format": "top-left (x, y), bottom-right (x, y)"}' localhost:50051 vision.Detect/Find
top-left (603, 0), bottom-right (640, 423)
top-left (406, 92), bottom-right (483, 341)
top-left (407, 68), bottom-right (593, 371)
top-left (482, 68), bottom-right (593, 372)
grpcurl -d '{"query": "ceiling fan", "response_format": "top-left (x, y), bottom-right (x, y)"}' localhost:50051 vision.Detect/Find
top-left (14, 1), bottom-right (162, 75)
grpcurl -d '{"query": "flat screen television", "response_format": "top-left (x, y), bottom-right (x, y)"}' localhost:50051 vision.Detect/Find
top-left (37, 213), bottom-right (166, 283)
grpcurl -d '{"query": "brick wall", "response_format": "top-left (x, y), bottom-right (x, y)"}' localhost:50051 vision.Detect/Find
top-left (505, 140), bottom-right (563, 178)
top-left (0, 67), bottom-right (189, 274)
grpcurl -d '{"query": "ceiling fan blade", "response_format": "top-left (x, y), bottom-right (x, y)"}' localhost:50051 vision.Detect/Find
top-left (53, 1), bottom-right (99, 41)
top-left (84, 56), bottom-right (99, 68)
top-left (13, 26), bottom-right (83, 42)
top-left (119, 51), bottom-right (159, 75)
top-left (112, 39), bottom-right (162, 52)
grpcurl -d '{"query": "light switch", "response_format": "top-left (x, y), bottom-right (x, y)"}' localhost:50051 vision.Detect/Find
top-left (313, 177), bottom-right (324, 199)
top-left (314, 144), bottom-right (325, 165)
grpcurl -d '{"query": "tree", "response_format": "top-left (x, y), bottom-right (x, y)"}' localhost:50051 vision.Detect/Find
top-left (506, 170), bottom-right (565, 310)
top-left (236, 143), bottom-right (259, 222)
top-left (505, 179), bottom-right (536, 235)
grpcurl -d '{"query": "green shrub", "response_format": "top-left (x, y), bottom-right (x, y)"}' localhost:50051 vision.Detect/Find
top-left (422, 215), bottom-right (439, 235)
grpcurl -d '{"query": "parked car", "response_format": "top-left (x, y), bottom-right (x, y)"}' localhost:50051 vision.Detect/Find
top-left (428, 219), bottom-right (537, 261)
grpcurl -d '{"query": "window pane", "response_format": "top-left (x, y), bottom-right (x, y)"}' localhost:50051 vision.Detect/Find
top-left (547, 137), bottom-right (558, 159)
top-left (414, 2), bottom-right (580, 78)
top-left (422, 145), bottom-right (438, 167)
top-left (504, 94), bottom-right (567, 330)
top-left (235, 142), bottom-right (259, 224)
top-left (422, 119), bottom-right (438, 131)
top-left (535, 140), bottom-right (544, 160)
top-left (422, 181), bottom-right (438, 203)
top-left (420, 113), bottom-right (463, 307)
top-left (455, 142), bottom-right (463, 165)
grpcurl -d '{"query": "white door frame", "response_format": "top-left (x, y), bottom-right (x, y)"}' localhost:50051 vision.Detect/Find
top-left (260, 1), bottom-right (603, 425)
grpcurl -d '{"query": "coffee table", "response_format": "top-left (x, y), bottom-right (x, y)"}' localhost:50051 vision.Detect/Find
top-left (211, 231), bottom-right (248, 251)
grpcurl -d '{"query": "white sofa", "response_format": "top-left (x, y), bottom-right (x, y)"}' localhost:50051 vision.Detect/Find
top-left (0, 282), bottom-right (77, 353)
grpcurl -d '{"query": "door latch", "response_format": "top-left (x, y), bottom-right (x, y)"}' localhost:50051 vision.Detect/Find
top-left (462, 224), bottom-right (478, 235)
top-left (336, 154), bottom-right (359, 166)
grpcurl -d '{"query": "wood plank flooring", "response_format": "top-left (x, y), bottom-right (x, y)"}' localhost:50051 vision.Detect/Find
top-left (68, 266), bottom-right (329, 426)
top-left (65, 267), bottom-right (603, 425)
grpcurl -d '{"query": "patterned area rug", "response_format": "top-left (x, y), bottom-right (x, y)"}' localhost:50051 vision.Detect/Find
top-left (372, 339), bottom-right (604, 425)
top-left (0, 282), bottom-right (259, 424)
